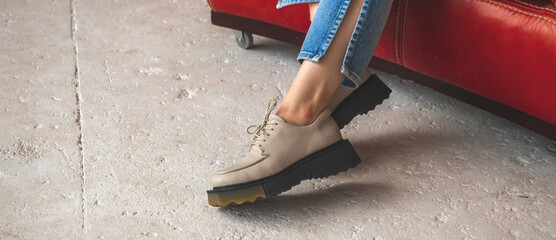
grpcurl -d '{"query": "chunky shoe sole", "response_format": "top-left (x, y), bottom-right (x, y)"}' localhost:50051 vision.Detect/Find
top-left (332, 74), bottom-right (392, 129)
top-left (207, 139), bottom-right (361, 207)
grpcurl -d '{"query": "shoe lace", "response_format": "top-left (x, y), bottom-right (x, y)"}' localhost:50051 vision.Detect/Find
top-left (246, 98), bottom-right (278, 151)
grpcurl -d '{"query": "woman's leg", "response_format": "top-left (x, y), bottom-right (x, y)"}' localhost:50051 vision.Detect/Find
top-left (276, 0), bottom-right (368, 126)
top-left (208, 0), bottom-right (394, 207)
top-left (309, 2), bottom-right (372, 82)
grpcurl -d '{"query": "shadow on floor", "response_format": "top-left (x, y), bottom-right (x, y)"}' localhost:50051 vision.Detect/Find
top-left (350, 130), bottom-right (469, 169)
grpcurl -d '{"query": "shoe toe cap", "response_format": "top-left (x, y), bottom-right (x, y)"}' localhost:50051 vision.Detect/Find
top-left (211, 173), bottom-right (229, 188)
top-left (211, 170), bottom-right (254, 188)
top-left (211, 165), bottom-right (263, 188)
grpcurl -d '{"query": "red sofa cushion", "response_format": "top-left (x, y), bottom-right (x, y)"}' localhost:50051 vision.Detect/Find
top-left (208, 0), bottom-right (556, 126)
top-left (375, 0), bottom-right (556, 125)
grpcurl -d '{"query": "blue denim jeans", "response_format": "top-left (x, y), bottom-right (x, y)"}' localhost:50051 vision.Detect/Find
top-left (277, 0), bottom-right (393, 88)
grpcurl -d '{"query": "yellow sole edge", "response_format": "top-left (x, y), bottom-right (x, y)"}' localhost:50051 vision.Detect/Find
top-left (207, 185), bottom-right (267, 207)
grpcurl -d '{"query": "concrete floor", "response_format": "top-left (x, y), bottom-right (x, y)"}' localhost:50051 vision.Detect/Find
top-left (1, 0), bottom-right (555, 239)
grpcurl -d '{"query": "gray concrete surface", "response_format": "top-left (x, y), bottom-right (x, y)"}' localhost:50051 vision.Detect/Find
top-left (1, 0), bottom-right (555, 239)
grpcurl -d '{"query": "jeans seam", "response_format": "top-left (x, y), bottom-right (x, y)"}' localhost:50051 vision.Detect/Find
top-left (342, 0), bottom-right (372, 87)
top-left (318, 0), bottom-right (350, 60)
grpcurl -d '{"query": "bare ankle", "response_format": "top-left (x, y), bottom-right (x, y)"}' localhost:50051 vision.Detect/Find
top-left (276, 104), bottom-right (319, 126)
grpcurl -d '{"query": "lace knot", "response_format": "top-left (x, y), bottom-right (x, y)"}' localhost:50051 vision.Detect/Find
top-left (247, 98), bottom-right (278, 149)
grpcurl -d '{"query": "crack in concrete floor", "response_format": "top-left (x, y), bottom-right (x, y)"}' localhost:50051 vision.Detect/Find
top-left (70, 0), bottom-right (87, 232)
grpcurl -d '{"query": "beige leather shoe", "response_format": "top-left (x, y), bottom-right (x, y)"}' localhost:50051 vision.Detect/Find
top-left (329, 73), bottom-right (392, 129)
top-left (207, 99), bottom-right (361, 207)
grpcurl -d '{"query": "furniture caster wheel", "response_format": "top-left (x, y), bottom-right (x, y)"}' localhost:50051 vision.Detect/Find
top-left (233, 30), bottom-right (254, 49)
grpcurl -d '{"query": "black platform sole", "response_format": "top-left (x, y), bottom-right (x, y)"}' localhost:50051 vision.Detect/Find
top-left (332, 74), bottom-right (392, 129)
top-left (207, 139), bottom-right (361, 207)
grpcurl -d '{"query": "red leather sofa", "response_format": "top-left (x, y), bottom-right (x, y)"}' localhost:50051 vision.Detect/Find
top-left (207, 0), bottom-right (556, 140)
